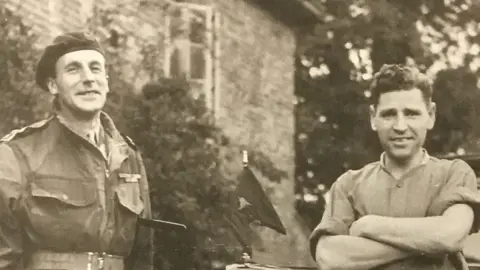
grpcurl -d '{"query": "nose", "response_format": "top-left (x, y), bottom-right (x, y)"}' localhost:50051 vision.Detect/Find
top-left (81, 68), bottom-right (95, 84)
top-left (393, 115), bottom-right (408, 132)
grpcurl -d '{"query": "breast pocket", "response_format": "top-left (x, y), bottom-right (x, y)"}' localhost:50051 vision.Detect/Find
top-left (115, 181), bottom-right (144, 215)
top-left (26, 177), bottom-right (100, 243)
top-left (111, 174), bottom-right (145, 251)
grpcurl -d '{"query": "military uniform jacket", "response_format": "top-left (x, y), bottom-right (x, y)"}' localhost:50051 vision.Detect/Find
top-left (0, 112), bottom-right (153, 270)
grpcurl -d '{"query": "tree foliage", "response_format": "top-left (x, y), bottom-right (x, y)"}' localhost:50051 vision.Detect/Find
top-left (0, 5), bottom-right (50, 135)
top-left (295, 0), bottom-right (480, 222)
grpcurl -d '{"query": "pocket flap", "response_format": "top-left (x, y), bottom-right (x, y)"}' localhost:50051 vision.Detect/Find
top-left (116, 183), bottom-right (144, 215)
top-left (31, 177), bottom-right (97, 207)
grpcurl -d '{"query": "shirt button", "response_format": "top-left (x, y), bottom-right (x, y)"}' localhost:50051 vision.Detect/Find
top-left (396, 182), bottom-right (403, 188)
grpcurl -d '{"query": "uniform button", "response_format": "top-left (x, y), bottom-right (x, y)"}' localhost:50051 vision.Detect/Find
top-left (396, 182), bottom-right (403, 188)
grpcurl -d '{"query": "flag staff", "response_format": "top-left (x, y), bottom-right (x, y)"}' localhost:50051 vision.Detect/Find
top-left (242, 150), bottom-right (248, 167)
top-left (241, 149), bottom-right (252, 263)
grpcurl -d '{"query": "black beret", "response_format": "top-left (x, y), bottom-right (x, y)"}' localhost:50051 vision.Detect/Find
top-left (35, 31), bottom-right (105, 91)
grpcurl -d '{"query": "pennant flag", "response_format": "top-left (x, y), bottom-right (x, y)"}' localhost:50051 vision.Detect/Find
top-left (233, 165), bottom-right (287, 235)
top-left (223, 151), bottom-right (287, 255)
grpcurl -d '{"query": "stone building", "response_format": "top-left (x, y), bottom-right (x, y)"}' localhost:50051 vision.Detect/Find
top-left (3, 0), bottom-right (322, 267)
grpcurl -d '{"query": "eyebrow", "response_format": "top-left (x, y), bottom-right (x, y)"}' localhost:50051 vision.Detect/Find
top-left (64, 61), bottom-right (81, 69)
top-left (64, 60), bottom-right (103, 69)
top-left (89, 60), bottom-right (102, 66)
top-left (404, 108), bottom-right (422, 114)
top-left (378, 107), bottom-right (423, 115)
top-left (378, 108), bottom-right (397, 115)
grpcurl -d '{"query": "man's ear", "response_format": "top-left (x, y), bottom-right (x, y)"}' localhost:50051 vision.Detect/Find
top-left (369, 105), bottom-right (377, 131)
top-left (428, 102), bottom-right (436, 130)
top-left (46, 78), bottom-right (58, 95)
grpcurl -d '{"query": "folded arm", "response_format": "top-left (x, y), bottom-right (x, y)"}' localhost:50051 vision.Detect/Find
top-left (315, 235), bottom-right (412, 270)
top-left (310, 172), bottom-right (416, 270)
top-left (357, 204), bottom-right (473, 255)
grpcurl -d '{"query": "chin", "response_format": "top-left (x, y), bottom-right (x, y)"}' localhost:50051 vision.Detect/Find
top-left (387, 149), bottom-right (415, 161)
top-left (72, 107), bottom-right (103, 118)
top-left (76, 103), bottom-right (105, 113)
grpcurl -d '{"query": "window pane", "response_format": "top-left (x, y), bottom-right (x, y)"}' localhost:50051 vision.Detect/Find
top-left (169, 7), bottom-right (187, 40)
top-left (189, 9), bottom-right (206, 44)
top-left (170, 47), bottom-right (183, 78)
top-left (190, 45), bottom-right (206, 79)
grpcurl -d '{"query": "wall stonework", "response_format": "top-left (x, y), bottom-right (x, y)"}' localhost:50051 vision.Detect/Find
top-left (213, 0), bottom-right (315, 266)
top-left (4, 0), bottom-right (316, 266)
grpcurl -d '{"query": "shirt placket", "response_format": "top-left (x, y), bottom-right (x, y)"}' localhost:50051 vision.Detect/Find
top-left (100, 136), bottom-right (129, 253)
top-left (389, 177), bottom-right (408, 217)
top-left (98, 133), bottom-right (113, 251)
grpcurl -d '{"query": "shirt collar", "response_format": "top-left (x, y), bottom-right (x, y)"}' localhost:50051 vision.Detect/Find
top-left (56, 114), bottom-right (101, 142)
top-left (380, 148), bottom-right (430, 169)
top-left (56, 111), bottom-right (127, 147)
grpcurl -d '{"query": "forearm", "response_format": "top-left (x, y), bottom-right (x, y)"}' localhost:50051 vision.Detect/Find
top-left (364, 216), bottom-right (448, 254)
top-left (0, 205), bottom-right (24, 270)
top-left (137, 159), bottom-right (154, 270)
top-left (136, 227), bottom-right (155, 270)
top-left (0, 145), bottom-right (26, 269)
top-left (364, 205), bottom-right (473, 254)
top-left (315, 235), bottom-right (412, 270)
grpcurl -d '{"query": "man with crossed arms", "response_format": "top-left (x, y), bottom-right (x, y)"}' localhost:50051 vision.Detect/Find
top-left (310, 64), bottom-right (480, 270)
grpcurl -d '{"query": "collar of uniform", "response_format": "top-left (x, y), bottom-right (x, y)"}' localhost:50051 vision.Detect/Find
top-left (56, 114), bottom-right (101, 143)
top-left (379, 148), bottom-right (430, 170)
top-left (55, 111), bottom-right (125, 146)
top-left (98, 111), bottom-right (125, 145)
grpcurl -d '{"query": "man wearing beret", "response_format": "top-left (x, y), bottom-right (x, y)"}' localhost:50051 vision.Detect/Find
top-left (0, 32), bottom-right (154, 269)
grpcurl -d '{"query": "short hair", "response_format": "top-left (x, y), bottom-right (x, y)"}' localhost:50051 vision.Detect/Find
top-left (369, 64), bottom-right (433, 106)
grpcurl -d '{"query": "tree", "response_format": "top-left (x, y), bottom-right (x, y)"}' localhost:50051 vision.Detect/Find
top-left (0, 3), bottom-right (51, 136)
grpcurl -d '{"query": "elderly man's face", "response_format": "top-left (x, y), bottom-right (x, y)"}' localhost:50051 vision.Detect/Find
top-left (48, 50), bottom-right (109, 117)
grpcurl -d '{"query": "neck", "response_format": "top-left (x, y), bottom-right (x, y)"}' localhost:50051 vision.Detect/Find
top-left (385, 149), bottom-right (424, 173)
top-left (57, 109), bottom-right (101, 135)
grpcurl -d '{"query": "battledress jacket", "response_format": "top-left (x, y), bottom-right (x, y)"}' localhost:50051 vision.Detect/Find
top-left (0, 113), bottom-right (154, 270)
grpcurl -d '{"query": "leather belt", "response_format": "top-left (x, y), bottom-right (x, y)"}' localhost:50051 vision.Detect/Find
top-left (29, 250), bottom-right (125, 270)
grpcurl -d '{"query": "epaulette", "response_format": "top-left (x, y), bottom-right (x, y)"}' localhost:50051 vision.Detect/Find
top-left (121, 133), bottom-right (137, 150)
top-left (0, 117), bottom-right (52, 143)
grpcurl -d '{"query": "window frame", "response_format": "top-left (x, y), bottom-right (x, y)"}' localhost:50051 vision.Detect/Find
top-left (164, 1), bottom-right (221, 118)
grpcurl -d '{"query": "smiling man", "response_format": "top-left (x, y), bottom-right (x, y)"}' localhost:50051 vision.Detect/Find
top-left (309, 64), bottom-right (480, 270)
top-left (0, 32), bottom-right (153, 269)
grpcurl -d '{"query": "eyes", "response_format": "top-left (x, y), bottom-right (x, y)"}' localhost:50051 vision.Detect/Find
top-left (379, 109), bottom-right (423, 118)
top-left (65, 62), bottom-right (104, 74)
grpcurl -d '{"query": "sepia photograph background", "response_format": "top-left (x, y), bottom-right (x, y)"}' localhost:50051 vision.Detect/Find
top-left (1, 0), bottom-right (479, 269)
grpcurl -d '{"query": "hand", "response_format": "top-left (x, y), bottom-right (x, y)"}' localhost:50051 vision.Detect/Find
top-left (350, 215), bottom-right (382, 237)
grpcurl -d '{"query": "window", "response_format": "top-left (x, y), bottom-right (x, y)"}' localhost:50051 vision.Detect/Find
top-left (164, 1), bottom-right (221, 117)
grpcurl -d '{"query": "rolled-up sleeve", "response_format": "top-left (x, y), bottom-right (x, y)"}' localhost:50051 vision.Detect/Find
top-left (309, 171), bottom-right (355, 259)
top-left (427, 160), bottom-right (480, 232)
top-left (0, 144), bottom-right (24, 270)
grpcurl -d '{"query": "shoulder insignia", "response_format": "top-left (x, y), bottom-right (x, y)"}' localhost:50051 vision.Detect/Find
top-left (0, 117), bottom-right (52, 142)
top-left (121, 133), bottom-right (137, 150)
